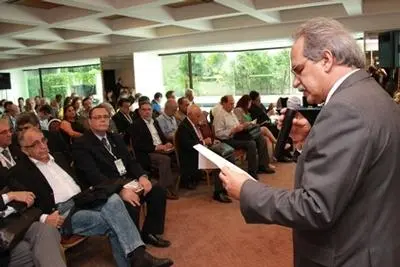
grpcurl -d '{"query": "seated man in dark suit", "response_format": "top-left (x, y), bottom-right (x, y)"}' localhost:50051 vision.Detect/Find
top-left (112, 98), bottom-right (135, 145)
top-left (0, 184), bottom-right (66, 267)
top-left (14, 112), bottom-right (72, 164)
top-left (175, 105), bottom-right (231, 203)
top-left (72, 106), bottom-right (172, 248)
top-left (9, 127), bottom-right (173, 267)
top-left (0, 119), bottom-right (26, 178)
top-left (129, 101), bottom-right (179, 200)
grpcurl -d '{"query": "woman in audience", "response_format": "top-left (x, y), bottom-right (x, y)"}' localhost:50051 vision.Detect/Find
top-left (234, 95), bottom-right (277, 167)
top-left (59, 104), bottom-right (84, 144)
top-left (72, 96), bottom-right (83, 113)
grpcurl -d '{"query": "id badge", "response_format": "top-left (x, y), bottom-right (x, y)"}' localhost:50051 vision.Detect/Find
top-left (114, 159), bottom-right (127, 176)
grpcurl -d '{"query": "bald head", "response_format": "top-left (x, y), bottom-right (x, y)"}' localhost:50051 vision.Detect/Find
top-left (0, 119), bottom-right (11, 148)
top-left (187, 104), bottom-right (202, 125)
top-left (164, 99), bottom-right (178, 116)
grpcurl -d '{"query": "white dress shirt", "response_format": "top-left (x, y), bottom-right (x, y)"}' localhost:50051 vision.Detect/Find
top-left (0, 194), bottom-right (16, 218)
top-left (213, 108), bottom-right (240, 140)
top-left (325, 69), bottom-right (359, 104)
top-left (143, 118), bottom-right (162, 146)
top-left (30, 155), bottom-right (81, 204)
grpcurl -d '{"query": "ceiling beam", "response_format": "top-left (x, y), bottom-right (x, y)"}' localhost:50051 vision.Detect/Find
top-left (341, 0), bottom-right (363, 16)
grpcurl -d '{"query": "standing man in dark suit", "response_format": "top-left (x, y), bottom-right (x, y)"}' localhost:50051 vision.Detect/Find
top-left (72, 106), bottom-right (172, 248)
top-left (220, 17), bottom-right (400, 267)
top-left (175, 105), bottom-right (231, 203)
top-left (129, 101), bottom-right (179, 200)
top-left (112, 98), bottom-right (135, 145)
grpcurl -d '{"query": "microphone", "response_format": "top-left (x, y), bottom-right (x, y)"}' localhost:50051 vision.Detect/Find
top-left (274, 96), bottom-right (301, 160)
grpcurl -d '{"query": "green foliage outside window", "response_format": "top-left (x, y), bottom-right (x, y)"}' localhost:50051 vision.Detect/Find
top-left (162, 49), bottom-right (292, 97)
top-left (24, 64), bottom-right (100, 100)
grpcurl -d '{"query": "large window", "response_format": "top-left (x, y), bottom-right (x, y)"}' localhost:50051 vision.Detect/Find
top-left (23, 64), bottom-right (101, 100)
top-left (24, 70), bottom-right (41, 98)
top-left (162, 54), bottom-right (190, 96)
top-left (161, 48), bottom-right (294, 98)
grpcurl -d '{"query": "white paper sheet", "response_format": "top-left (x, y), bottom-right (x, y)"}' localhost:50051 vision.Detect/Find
top-left (194, 144), bottom-right (256, 181)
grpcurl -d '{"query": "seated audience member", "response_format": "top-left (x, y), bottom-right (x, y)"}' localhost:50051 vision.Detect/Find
top-left (2, 101), bottom-right (19, 132)
top-left (151, 93), bottom-right (162, 117)
top-left (59, 104), bottom-right (84, 145)
top-left (78, 97), bottom-right (92, 129)
top-left (98, 102), bottom-right (118, 133)
top-left (24, 98), bottom-right (36, 114)
top-left (235, 95), bottom-right (277, 167)
top-left (132, 96), bottom-right (150, 121)
top-left (17, 97), bottom-right (24, 113)
top-left (71, 97), bottom-right (83, 114)
top-left (185, 89), bottom-right (195, 104)
top-left (165, 90), bottom-right (175, 100)
top-left (213, 95), bottom-right (275, 179)
top-left (50, 99), bottom-right (59, 118)
top-left (15, 113), bottom-right (71, 164)
top-left (0, 186), bottom-right (66, 267)
top-left (129, 102), bottom-right (179, 200)
top-left (174, 97), bottom-right (190, 125)
top-left (9, 127), bottom-right (173, 267)
top-left (0, 119), bottom-right (26, 177)
top-left (38, 104), bottom-right (53, 131)
top-left (156, 99), bottom-right (178, 142)
top-left (130, 93), bottom-right (142, 112)
top-left (175, 105), bottom-right (232, 203)
top-left (113, 98), bottom-right (135, 145)
top-left (72, 106), bottom-right (172, 248)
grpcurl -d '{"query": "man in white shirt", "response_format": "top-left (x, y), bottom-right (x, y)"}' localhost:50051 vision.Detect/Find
top-left (213, 95), bottom-right (274, 179)
top-left (9, 127), bottom-right (173, 267)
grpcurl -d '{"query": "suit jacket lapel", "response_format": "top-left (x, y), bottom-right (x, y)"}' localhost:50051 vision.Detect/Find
top-left (88, 130), bottom-right (116, 161)
top-left (184, 119), bottom-right (201, 142)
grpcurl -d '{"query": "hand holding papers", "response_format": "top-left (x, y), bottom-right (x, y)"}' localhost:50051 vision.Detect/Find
top-left (193, 144), bottom-right (256, 181)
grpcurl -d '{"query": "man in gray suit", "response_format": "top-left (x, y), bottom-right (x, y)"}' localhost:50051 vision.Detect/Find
top-left (219, 17), bottom-right (400, 267)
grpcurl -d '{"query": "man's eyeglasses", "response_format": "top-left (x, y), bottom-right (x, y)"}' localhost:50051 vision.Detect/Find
top-left (90, 115), bottom-right (110, 120)
top-left (291, 58), bottom-right (310, 77)
top-left (23, 137), bottom-right (48, 149)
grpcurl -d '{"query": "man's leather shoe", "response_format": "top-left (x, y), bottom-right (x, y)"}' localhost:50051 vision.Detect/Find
top-left (143, 251), bottom-right (173, 267)
top-left (258, 167), bottom-right (276, 174)
top-left (213, 192), bottom-right (232, 203)
top-left (277, 156), bottom-right (293, 163)
top-left (166, 189), bottom-right (179, 200)
top-left (142, 233), bottom-right (171, 248)
top-left (132, 250), bottom-right (173, 267)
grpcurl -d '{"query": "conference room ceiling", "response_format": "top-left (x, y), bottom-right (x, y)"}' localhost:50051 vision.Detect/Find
top-left (0, 0), bottom-right (399, 67)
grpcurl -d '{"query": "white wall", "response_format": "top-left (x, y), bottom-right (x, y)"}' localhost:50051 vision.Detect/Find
top-left (0, 69), bottom-right (27, 102)
top-left (133, 52), bottom-right (164, 100)
top-left (101, 57), bottom-right (135, 89)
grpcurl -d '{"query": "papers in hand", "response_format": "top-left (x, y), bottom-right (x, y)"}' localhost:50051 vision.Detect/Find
top-left (123, 180), bottom-right (144, 193)
top-left (193, 144), bottom-right (257, 181)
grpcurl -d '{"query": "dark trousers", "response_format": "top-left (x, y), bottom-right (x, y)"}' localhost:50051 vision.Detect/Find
top-left (224, 135), bottom-right (269, 178)
top-left (124, 184), bottom-right (167, 235)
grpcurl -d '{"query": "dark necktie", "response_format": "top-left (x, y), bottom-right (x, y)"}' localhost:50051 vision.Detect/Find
top-left (101, 137), bottom-right (112, 153)
top-left (1, 149), bottom-right (13, 169)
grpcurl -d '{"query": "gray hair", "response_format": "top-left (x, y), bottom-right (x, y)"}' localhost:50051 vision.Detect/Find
top-left (18, 127), bottom-right (42, 147)
top-left (293, 17), bottom-right (365, 69)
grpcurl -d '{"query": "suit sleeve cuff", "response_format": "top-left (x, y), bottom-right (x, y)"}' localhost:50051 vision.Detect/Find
top-left (40, 214), bottom-right (48, 223)
top-left (2, 194), bottom-right (10, 205)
